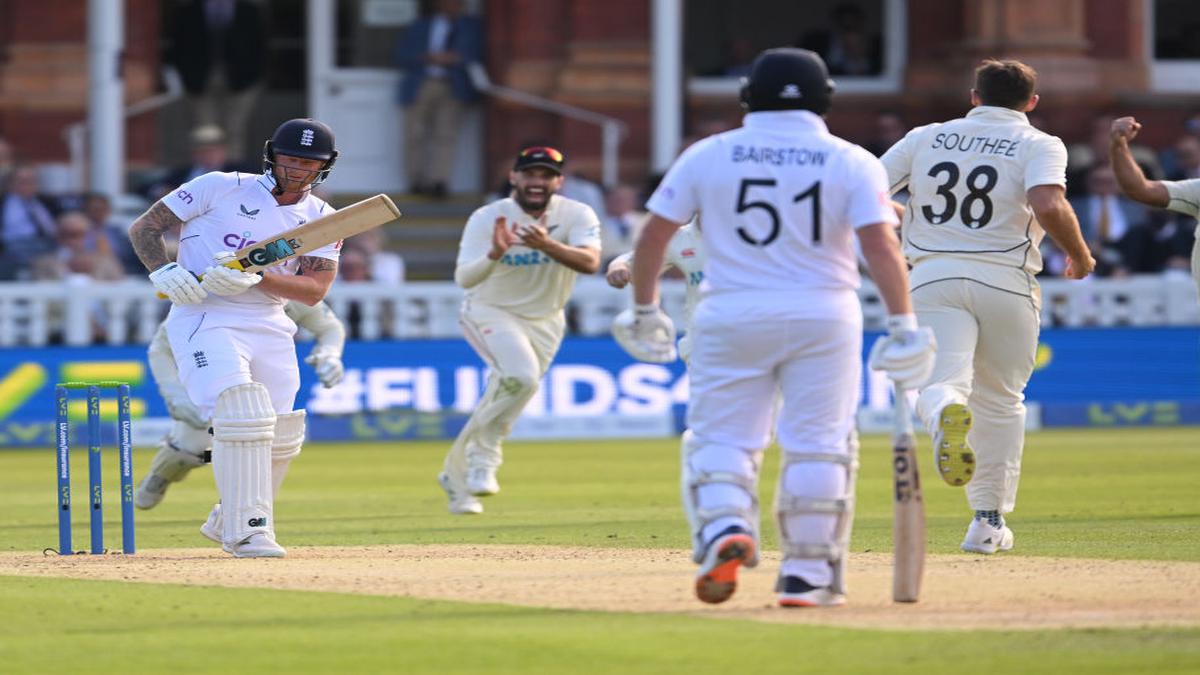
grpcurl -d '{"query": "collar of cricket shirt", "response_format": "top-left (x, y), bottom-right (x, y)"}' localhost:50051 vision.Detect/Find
top-left (742, 110), bottom-right (829, 134)
top-left (966, 106), bottom-right (1030, 125)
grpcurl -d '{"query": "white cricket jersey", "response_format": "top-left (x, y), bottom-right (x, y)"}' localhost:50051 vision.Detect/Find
top-left (456, 194), bottom-right (601, 319)
top-left (881, 106), bottom-right (1067, 296)
top-left (1165, 179), bottom-right (1200, 218)
top-left (646, 110), bottom-right (897, 319)
top-left (162, 172), bottom-right (339, 327)
top-left (613, 223), bottom-right (706, 331)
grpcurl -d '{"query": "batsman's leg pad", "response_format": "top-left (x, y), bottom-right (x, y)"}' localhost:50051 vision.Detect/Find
top-left (775, 430), bottom-right (859, 595)
top-left (682, 430), bottom-right (764, 567)
top-left (270, 410), bottom-right (306, 498)
top-left (211, 383), bottom-right (276, 546)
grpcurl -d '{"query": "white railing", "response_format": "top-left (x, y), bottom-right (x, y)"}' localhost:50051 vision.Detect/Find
top-left (467, 62), bottom-right (627, 188)
top-left (1, 275), bottom-right (1197, 347)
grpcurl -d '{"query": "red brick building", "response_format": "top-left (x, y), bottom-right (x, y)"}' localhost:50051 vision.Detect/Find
top-left (0, 0), bottom-right (1197, 193)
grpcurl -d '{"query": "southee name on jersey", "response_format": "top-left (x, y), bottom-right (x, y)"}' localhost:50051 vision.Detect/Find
top-left (930, 132), bottom-right (1020, 157)
top-left (730, 144), bottom-right (828, 166)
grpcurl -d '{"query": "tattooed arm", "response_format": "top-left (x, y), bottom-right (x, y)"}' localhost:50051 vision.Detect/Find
top-left (129, 202), bottom-right (185, 271)
top-left (257, 256), bottom-right (339, 306)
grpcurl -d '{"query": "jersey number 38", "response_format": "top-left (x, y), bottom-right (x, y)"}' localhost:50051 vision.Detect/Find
top-left (921, 162), bottom-right (998, 229)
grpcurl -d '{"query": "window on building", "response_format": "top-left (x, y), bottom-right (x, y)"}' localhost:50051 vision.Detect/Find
top-left (685, 0), bottom-right (905, 96)
top-left (1150, 0), bottom-right (1200, 91)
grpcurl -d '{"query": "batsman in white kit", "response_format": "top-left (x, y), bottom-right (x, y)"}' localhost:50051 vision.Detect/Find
top-left (128, 118), bottom-right (343, 557)
top-left (626, 48), bottom-right (934, 607)
top-left (134, 300), bottom-right (347, 511)
top-left (439, 146), bottom-right (602, 514)
top-left (880, 60), bottom-right (1093, 554)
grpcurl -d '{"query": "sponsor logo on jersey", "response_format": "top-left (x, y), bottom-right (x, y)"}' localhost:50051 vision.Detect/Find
top-left (224, 231), bottom-right (257, 249)
top-left (239, 204), bottom-right (260, 218)
top-left (681, 248), bottom-right (695, 258)
top-left (501, 251), bottom-right (552, 267)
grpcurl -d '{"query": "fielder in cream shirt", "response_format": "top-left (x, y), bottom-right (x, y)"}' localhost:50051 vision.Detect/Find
top-left (881, 59), bottom-right (1093, 554)
top-left (439, 146), bottom-right (601, 514)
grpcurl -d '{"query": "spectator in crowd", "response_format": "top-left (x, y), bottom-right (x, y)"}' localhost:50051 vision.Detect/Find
top-left (722, 36), bottom-right (759, 77)
top-left (335, 247), bottom-right (373, 340)
top-left (560, 172), bottom-right (607, 217)
top-left (1067, 114), bottom-right (1162, 195)
top-left (1067, 164), bottom-right (1152, 276)
top-left (0, 137), bottom-right (14, 193)
top-left (599, 183), bottom-right (646, 266)
top-left (31, 211), bottom-right (124, 282)
top-left (798, 2), bottom-right (882, 76)
top-left (338, 248), bottom-right (370, 283)
top-left (1167, 135), bottom-right (1200, 181)
top-left (0, 165), bottom-right (59, 279)
top-left (83, 192), bottom-right (142, 274)
top-left (394, 0), bottom-right (484, 198)
top-left (168, 0), bottom-right (266, 160)
top-left (343, 228), bottom-right (406, 283)
top-left (145, 125), bottom-right (255, 200)
top-left (863, 110), bottom-right (907, 157)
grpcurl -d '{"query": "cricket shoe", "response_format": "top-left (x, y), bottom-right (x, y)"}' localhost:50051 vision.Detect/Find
top-left (467, 466), bottom-right (500, 496)
top-left (200, 503), bottom-right (222, 544)
top-left (694, 526), bottom-right (756, 604)
top-left (934, 403), bottom-right (976, 486)
top-left (961, 517), bottom-right (1014, 554)
top-left (225, 532), bottom-right (286, 558)
top-left (776, 575), bottom-right (846, 608)
top-left (134, 474), bottom-right (171, 510)
top-left (439, 472), bottom-right (483, 515)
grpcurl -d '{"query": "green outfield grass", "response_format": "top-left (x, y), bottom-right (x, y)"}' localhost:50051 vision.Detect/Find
top-left (1, 427), bottom-right (1199, 673)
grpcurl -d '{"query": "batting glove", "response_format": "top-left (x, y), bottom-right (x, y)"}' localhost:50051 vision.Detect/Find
top-left (868, 314), bottom-right (937, 391)
top-left (149, 262), bottom-right (207, 305)
top-left (305, 349), bottom-right (345, 388)
top-left (201, 251), bottom-right (262, 296)
top-left (612, 303), bottom-right (678, 363)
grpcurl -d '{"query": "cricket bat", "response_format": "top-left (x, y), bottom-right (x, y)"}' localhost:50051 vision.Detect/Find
top-left (156, 194), bottom-right (401, 297)
top-left (892, 385), bottom-right (926, 603)
top-left (225, 193), bottom-right (401, 272)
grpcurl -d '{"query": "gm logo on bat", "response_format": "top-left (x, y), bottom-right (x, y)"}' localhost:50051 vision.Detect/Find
top-left (240, 236), bottom-right (303, 268)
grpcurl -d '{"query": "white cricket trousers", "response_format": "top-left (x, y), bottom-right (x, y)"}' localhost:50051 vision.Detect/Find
top-left (163, 310), bottom-right (301, 419)
top-left (442, 300), bottom-right (564, 484)
top-left (913, 279), bottom-right (1040, 513)
top-left (687, 293), bottom-right (862, 586)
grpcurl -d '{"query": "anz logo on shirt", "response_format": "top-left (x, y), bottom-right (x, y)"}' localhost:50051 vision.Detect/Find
top-left (501, 250), bottom-right (552, 267)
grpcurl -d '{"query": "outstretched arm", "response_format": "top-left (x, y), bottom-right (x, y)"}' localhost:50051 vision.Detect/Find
top-left (1110, 117), bottom-right (1170, 208)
